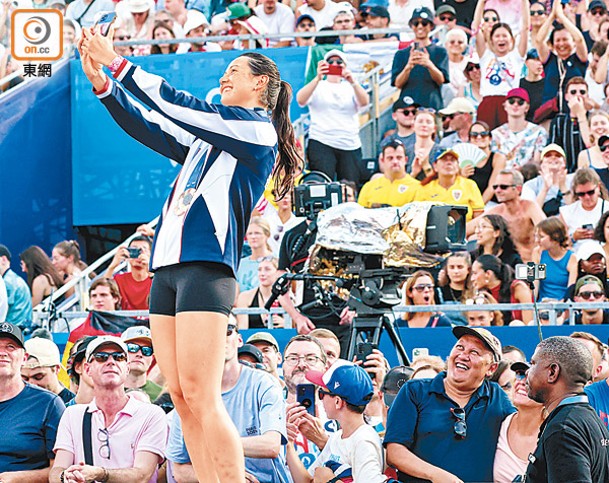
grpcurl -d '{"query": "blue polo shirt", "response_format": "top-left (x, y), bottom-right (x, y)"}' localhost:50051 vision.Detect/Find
top-left (384, 372), bottom-right (515, 483)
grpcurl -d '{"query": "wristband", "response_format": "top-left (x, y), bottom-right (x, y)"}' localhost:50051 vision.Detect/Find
top-left (100, 467), bottom-right (110, 482)
top-left (108, 56), bottom-right (124, 76)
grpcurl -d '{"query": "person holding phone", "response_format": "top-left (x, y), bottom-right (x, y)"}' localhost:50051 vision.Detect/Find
top-left (78, 26), bottom-right (300, 482)
top-left (296, 49), bottom-right (369, 182)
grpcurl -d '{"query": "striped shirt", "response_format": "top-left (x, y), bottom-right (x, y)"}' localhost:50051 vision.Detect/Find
top-left (95, 60), bottom-right (278, 275)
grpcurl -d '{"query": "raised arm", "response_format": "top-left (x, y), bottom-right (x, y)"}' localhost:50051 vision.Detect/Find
top-left (518, 0), bottom-right (531, 58)
top-left (472, 0), bottom-right (488, 57)
top-left (555, 2), bottom-right (588, 62)
top-left (535, 4), bottom-right (556, 62)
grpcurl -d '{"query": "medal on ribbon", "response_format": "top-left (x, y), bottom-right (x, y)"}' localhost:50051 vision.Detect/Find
top-left (174, 188), bottom-right (197, 216)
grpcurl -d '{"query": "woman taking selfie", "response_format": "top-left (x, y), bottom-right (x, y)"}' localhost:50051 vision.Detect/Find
top-left (77, 26), bottom-right (299, 481)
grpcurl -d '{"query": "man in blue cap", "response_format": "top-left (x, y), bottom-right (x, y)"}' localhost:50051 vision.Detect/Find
top-left (286, 360), bottom-right (387, 482)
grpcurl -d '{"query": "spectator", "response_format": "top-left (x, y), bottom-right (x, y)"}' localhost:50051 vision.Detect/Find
top-left (385, 326), bottom-right (514, 482)
top-left (521, 143), bottom-right (573, 217)
top-left (473, 0), bottom-right (529, 129)
top-left (294, 14), bottom-right (316, 47)
top-left (559, 168), bottom-right (609, 251)
top-left (360, 4), bottom-right (397, 42)
top-left (387, 0), bottom-right (433, 32)
top-left (88, 278), bottom-right (121, 312)
top-left (463, 291), bottom-right (504, 327)
top-left (295, 0), bottom-right (341, 30)
top-left (433, 4), bottom-right (457, 45)
top-left (105, 236), bottom-right (152, 310)
top-left (237, 343), bottom-right (264, 367)
top-left (548, 77), bottom-right (593, 172)
top-left (502, 345), bottom-right (526, 363)
top-left (462, 121), bottom-right (507, 204)
top-left (297, 50), bottom-right (368, 182)
top-left (524, 336), bottom-right (609, 482)
top-left (439, 251), bottom-right (472, 304)
top-left (570, 331), bottom-right (607, 382)
top-left (233, 16), bottom-right (271, 49)
top-left (458, 54), bottom-right (482, 109)
top-left (564, 242), bottom-right (609, 300)
top-left (62, 18), bottom-right (81, 58)
top-left (470, 254), bottom-right (533, 324)
top-left (22, 337), bottom-right (75, 404)
top-left (438, 97), bottom-right (476, 149)
top-left (535, 0), bottom-right (589, 105)
top-left (586, 41), bottom-right (606, 105)
top-left (52, 240), bottom-right (87, 288)
top-left (49, 336), bottom-right (167, 483)
top-left (401, 270), bottom-right (453, 327)
top-left (263, 189), bottom-right (303, 256)
top-left (577, 111), bottom-right (609, 171)
top-left (573, 274), bottom-right (609, 324)
top-left (358, 140), bottom-right (420, 208)
top-left (444, 29), bottom-right (469, 98)
top-left (520, 49), bottom-right (545, 122)
top-left (0, 323), bottom-right (65, 480)
top-left (490, 88), bottom-right (548, 169)
top-left (595, 210), bottom-right (609, 260)
top-left (584, 343), bottom-right (609, 427)
top-left (409, 148), bottom-right (485, 221)
top-left (117, 0), bottom-right (155, 56)
top-left (0, 244), bottom-right (33, 327)
top-left (19, 245), bottom-right (64, 307)
top-left (65, 0), bottom-right (115, 28)
top-left (245, 331), bottom-right (283, 385)
top-left (121, 326), bottom-right (162, 402)
top-left (475, 214), bottom-right (522, 267)
top-left (150, 20), bottom-right (178, 54)
top-left (532, 217), bottom-right (577, 301)
top-left (391, 7), bottom-right (449, 111)
top-left (593, 134), bottom-right (609, 190)
top-left (485, 169), bottom-right (547, 262)
top-left (235, 256), bottom-right (285, 329)
top-left (382, 96), bottom-right (417, 147)
top-left (493, 361), bottom-right (545, 483)
top-left (489, 359), bottom-right (516, 399)
top-left (183, 9), bottom-right (221, 52)
top-left (308, 328), bottom-right (341, 367)
top-left (402, 108), bottom-right (441, 180)
top-left (254, 0), bottom-right (295, 48)
top-left (163, 0), bottom-right (187, 28)
top-left (65, 335), bottom-right (97, 405)
top-left (237, 216), bottom-right (274, 292)
top-left (166, 322), bottom-right (289, 482)
top-left (112, 26), bottom-right (134, 57)
top-left (287, 361), bottom-right (386, 483)
top-left (330, 9), bottom-right (360, 45)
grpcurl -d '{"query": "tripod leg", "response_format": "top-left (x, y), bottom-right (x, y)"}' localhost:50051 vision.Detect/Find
top-left (382, 316), bottom-right (411, 366)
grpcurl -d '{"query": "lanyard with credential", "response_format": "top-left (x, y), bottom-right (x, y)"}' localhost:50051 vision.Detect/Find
top-left (174, 147), bottom-right (209, 216)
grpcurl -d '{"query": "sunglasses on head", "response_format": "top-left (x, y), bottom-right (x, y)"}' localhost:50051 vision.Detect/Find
top-left (411, 20), bottom-right (432, 27)
top-left (90, 351), bottom-right (127, 363)
top-left (417, 107), bottom-right (437, 114)
top-left (483, 15), bottom-right (498, 22)
top-left (493, 183), bottom-right (515, 190)
top-left (439, 14), bottom-right (455, 21)
top-left (569, 89), bottom-right (587, 95)
top-left (470, 130), bottom-right (490, 138)
top-left (126, 343), bottom-right (153, 357)
top-left (465, 64), bottom-right (480, 72)
top-left (413, 283), bottom-right (434, 292)
top-left (451, 407), bottom-right (467, 439)
top-left (327, 59), bottom-right (344, 65)
top-left (575, 188), bottom-right (597, 197)
top-left (530, 9), bottom-right (545, 15)
top-left (507, 98), bottom-right (525, 106)
top-left (578, 290), bottom-right (604, 300)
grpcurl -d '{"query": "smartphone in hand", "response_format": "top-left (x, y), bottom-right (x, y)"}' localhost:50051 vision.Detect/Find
top-left (327, 64), bottom-right (343, 76)
top-left (94, 11), bottom-right (117, 36)
top-left (296, 383), bottom-right (316, 417)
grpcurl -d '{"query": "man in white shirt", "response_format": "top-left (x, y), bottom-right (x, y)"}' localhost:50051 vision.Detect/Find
top-left (296, 0), bottom-right (341, 30)
top-left (254, 0), bottom-right (294, 47)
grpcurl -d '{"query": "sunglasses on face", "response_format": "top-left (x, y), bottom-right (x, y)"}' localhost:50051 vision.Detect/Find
top-left (578, 290), bottom-right (604, 300)
top-left (493, 184), bottom-right (515, 190)
top-left (115, 35), bottom-right (131, 41)
top-left (327, 59), bottom-right (344, 65)
top-left (465, 64), bottom-right (480, 72)
top-left (451, 407), bottom-right (467, 439)
top-left (413, 283), bottom-right (434, 292)
top-left (470, 130), bottom-right (490, 138)
top-left (530, 9), bottom-right (545, 15)
top-left (483, 16), bottom-right (498, 22)
top-left (126, 343), bottom-right (153, 357)
top-left (411, 20), bottom-right (432, 27)
top-left (601, 144), bottom-right (609, 152)
top-left (507, 98), bottom-right (525, 106)
top-left (575, 188), bottom-right (597, 197)
top-left (443, 113), bottom-right (455, 120)
top-left (591, 8), bottom-right (606, 15)
top-left (401, 108), bottom-right (417, 116)
top-left (514, 371), bottom-right (526, 380)
top-left (318, 388), bottom-right (334, 399)
top-left (439, 14), bottom-right (455, 21)
top-left (569, 89), bottom-right (587, 95)
top-left (227, 324), bottom-right (237, 336)
top-left (90, 351), bottom-right (127, 363)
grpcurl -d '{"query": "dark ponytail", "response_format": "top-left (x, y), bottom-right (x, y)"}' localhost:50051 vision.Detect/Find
top-left (476, 254), bottom-right (513, 303)
top-left (271, 80), bottom-right (301, 200)
top-left (240, 52), bottom-right (301, 200)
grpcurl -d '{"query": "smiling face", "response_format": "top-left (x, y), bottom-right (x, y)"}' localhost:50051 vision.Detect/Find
top-left (552, 29), bottom-right (575, 59)
top-left (470, 261), bottom-right (495, 290)
top-left (0, 338), bottom-right (26, 381)
top-left (446, 35), bottom-right (466, 56)
top-left (282, 340), bottom-right (326, 394)
top-left (493, 173), bottom-right (519, 203)
top-left (447, 335), bottom-right (496, 388)
top-left (219, 56), bottom-right (265, 108)
top-left (475, 217), bottom-right (498, 248)
top-left (592, 114), bottom-right (609, 141)
top-left (574, 181), bottom-right (600, 210)
top-left (490, 26), bottom-right (513, 55)
top-left (410, 18), bottom-right (433, 41)
top-left (469, 123), bottom-right (491, 149)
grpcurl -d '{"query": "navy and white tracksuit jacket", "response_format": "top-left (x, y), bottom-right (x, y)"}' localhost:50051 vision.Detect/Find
top-left (95, 60), bottom-right (278, 276)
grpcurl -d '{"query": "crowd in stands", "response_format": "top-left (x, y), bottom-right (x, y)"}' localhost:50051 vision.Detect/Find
top-left (5, 0), bottom-right (609, 480)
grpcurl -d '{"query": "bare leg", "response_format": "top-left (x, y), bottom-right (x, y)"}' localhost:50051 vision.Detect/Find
top-left (150, 315), bottom-right (219, 483)
top-left (176, 311), bottom-right (245, 482)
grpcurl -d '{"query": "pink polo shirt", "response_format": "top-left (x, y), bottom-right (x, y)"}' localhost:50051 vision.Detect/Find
top-left (54, 395), bottom-right (168, 482)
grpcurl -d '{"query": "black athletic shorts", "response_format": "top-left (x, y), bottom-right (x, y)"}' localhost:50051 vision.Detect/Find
top-left (149, 262), bottom-right (236, 316)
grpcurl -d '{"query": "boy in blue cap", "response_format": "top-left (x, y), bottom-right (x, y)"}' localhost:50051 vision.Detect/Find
top-left (286, 360), bottom-right (388, 482)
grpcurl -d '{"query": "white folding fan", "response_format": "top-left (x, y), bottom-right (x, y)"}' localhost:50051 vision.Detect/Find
top-left (452, 143), bottom-right (487, 168)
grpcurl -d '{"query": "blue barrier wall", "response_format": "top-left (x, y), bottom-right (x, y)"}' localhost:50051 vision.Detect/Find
top-left (70, 48), bottom-right (310, 227)
top-left (0, 60), bottom-right (78, 272)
